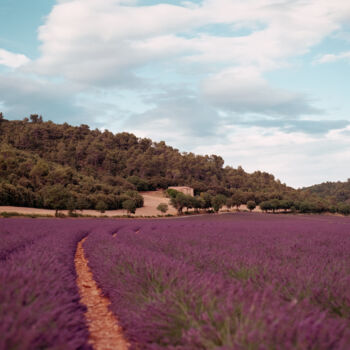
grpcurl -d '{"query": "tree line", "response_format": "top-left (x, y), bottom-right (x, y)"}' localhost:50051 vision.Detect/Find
top-left (167, 189), bottom-right (350, 215)
top-left (0, 115), bottom-right (347, 214)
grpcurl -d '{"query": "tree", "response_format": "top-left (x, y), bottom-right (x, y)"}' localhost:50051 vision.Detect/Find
top-left (226, 197), bottom-right (234, 210)
top-left (96, 200), bottom-right (108, 213)
top-left (157, 203), bottom-right (168, 214)
top-left (42, 184), bottom-right (70, 215)
top-left (67, 197), bottom-right (77, 216)
top-left (338, 203), bottom-right (350, 215)
top-left (247, 200), bottom-right (256, 212)
top-left (170, 192), bottom-right (187, 214)
top-left (270, 199), bottom-right (280, 213)
top-left (192, 196), bottom-right (204, 212)
top-left (212, 194), bottom-right (227, 213)
top-left (231, 190), bottom-right (245, 210)
top-left (200, 192), bottom-right (212, 210)
top-left (127, 176), bottom-right (149, 191)
top-left (259, 200), bottom-right (272, 212)
top-left (165, 188), bottom-right (179, 198)
top-left (122, 199), bottom-right (137, 214)
top-left (76, 196), bottom-right (90, 210)
top-left (124, 190), bottom-right (144, 208)
top-left (30, 114), bottom-right (43, 123)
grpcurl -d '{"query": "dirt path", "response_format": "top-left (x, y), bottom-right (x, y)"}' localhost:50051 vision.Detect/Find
top-left (75, 237), bottom-right (129, 350)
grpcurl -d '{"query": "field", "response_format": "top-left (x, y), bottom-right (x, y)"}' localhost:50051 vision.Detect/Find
top-left (1, 213), bottom-right (350, 349)
top-left (0, 190), bottom-right (178, 217)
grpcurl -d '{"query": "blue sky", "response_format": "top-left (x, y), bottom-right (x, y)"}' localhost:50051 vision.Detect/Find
top-left (0, 0), bottom-right (350, 188)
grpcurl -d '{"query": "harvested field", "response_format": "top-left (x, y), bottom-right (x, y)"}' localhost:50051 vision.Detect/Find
top-left (0, 190), bottom-right (177, 217)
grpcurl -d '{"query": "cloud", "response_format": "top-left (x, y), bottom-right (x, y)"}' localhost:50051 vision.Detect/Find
top-left (193, 124), bottom-right (350, 188)
top-left (0, 49), bottom-right (30, 68)
top-left (316, 51), bottom-right (350, 64)
top-left (231, 117), bottom-right (350, 135)
top-left (3, 0), bottom-right (350, 188)
top-left (201, 67), bottom-right (321, 117)
top-left (121, 88), bottom-right (225, 148)
top-left (27, 0), bottom-right (350, 86)
top-left (0, 73), bottom-right (85, 122)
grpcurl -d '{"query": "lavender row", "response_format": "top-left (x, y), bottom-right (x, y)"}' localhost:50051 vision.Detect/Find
top-left (0, 220), bottom-right (53, 260)
top-left (84, 213), bottom-right (350, 349)
top-left (0, 219), bottom-right (106, 350)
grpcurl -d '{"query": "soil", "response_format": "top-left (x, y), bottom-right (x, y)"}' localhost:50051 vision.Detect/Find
top-left (75, 237), bottom-right (129, 350)
top-left (0, 190), bottom-right (263, 217)
top-left (0, 190), bottom-right (177, 217)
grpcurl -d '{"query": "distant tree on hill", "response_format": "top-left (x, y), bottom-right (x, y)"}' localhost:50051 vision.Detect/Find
top-left (231, 190), bottom-right (245, 210)
top-left (41, 184), bottom-right (70, 215)
top-left (123, 199), bottom-right (137, 214)
top-left (212, 194), bottom-right (227, 213)
top-left (200, 192), bottom-right (212, 210)
top-left (259, 200), bottom-right (272, 213)
top-left (96, 200), bottom-right (108, 213)
top-left (338, 203), bottom-right (350, 215)
top-left (29, 114), bottom-right (43, 123)
top-left (170, 192), bottom-right (188, 214)
top-left (226, 197), bottom-right (234, 210)
top-left (247, 200), bottom-right (256, 212)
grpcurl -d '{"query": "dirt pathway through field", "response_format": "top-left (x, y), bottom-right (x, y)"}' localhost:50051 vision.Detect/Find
top-left (75, 237), bottom-right (129, 350)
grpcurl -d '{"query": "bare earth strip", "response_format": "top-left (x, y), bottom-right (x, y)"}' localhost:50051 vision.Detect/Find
top-left (0, 190), bottom-right (177, 217)
top-left (0, 190), bottom-right (263, 217)
top-left (75, 237), bottom-right (129, 350)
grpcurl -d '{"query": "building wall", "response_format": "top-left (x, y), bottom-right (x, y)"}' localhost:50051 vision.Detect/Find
top-left (168, 186), bottom-right (194, 196)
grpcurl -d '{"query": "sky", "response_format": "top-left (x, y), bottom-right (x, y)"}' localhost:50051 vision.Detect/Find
top-left (0, 0), bottom-right (350, 188)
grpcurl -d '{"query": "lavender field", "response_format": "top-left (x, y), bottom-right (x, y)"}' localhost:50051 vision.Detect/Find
top-left (1, 213), bottom-right (350, 349)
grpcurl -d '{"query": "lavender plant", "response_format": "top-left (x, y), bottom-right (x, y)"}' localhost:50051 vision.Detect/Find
top-left (84, 213), bottom-right (350, 349)
top-left (0, 219), bottom-right (105, 350)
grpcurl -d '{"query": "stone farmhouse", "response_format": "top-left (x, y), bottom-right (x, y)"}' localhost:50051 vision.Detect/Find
top-left (168, 186), bottom-right (194, 196)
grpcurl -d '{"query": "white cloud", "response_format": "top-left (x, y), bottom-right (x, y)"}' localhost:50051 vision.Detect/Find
top-left (193, 125), bottom-right (350, 188)
top-left (316, 51), bottom-right (350, 64)
top-left (201, 66), bottom-right (320, 116)
top-left (5, 0), bottom-right (350, 187)
top-left (0, 49), bottom-right (30, 68)
top-left (0, 72), bottom-right (85, 122)
top-left (29, 0), bottom-right (350, 85)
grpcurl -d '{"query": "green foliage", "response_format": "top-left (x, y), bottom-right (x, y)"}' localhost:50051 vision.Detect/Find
top-left (157, 203), bottom-right (168, 213)
top-left (127, 176), bottom-right (150, 191)
top-left (231, 190), bottom-right (246, 209)
top-left (247, 200), bottom-right (256, 212)
top-left (165, 189), bottom-right (179, 198)
top-left (304, 179), bottom-right (350, 204)
top-left (170, 192), bottom-right (188, 214)
top-left (95, 200), bottom-right (108, 213)
top-left (41, 185), bottom-right (71, 212)
top-left (122, 199), bottom-right (137, 214)
top-left (200, 192), bottom-right (212, 209)
top-left (337, 203), bottom-right (350, 215)
top-left (0, 117), bottom-right (342, 214)
top-left (212, 194), bottom-right (227, 212)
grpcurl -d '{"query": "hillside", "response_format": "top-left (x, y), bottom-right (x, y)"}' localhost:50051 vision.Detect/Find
top-left (304, 180), bottom-right (350, 204)
top-left (0, 115), bottom-right (328, 212)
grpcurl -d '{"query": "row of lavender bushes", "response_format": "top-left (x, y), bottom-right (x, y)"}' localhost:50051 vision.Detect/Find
top-left (0, 218), bottom-right (115, 350)
top-left (84, 213), bottom-right (350, 349)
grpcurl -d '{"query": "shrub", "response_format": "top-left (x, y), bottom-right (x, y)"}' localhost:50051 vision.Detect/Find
top-left (157, 203), bottom-right (168, 214)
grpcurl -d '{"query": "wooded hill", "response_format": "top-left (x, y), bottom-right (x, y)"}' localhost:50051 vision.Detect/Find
top-left (0, 115), bottom-right (344, 213)
top-left (304, 180), bottom-right (350, 204)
